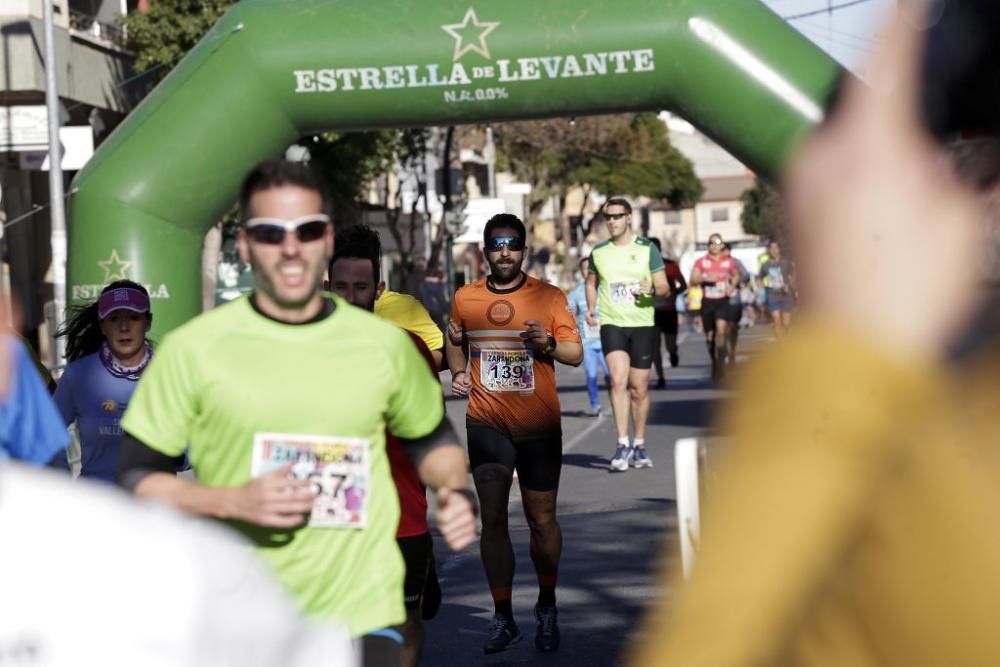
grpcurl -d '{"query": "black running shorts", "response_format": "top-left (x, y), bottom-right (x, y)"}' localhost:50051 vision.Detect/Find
top-left (466, 419), bottom-right (562, 492)
top-left (600, 324), bottom-right (658, 370)
top-left (654, 309), bottom-right (679, 336)
top-left (701, 298), bottom-right (733, 334)
top-left (397, 533), bottom-right (434, 611)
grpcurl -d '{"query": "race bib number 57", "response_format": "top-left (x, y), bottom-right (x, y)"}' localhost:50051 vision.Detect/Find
top-left (251, 433), bottom-right (371, 529)
top-left (481, 349), bottom-right (535, 393)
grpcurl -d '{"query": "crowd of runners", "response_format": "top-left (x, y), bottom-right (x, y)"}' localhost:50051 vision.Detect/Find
top-left (6, 2), bottom-right (1000, 663)
top-left (0, 156), bottom-right (797, 665)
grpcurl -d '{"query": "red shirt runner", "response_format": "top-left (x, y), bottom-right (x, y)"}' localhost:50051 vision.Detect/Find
top-left (694, 254), bottom-right (738, 300)
top-left (386, 332), bottom-right (438, 538)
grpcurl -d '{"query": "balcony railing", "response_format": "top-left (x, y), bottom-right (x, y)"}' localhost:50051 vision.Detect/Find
top-left (68, 9), bottom-right (127, 48)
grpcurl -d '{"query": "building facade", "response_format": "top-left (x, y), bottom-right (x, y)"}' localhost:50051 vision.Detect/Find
top-left (1, 0), bottom-right (140, 360)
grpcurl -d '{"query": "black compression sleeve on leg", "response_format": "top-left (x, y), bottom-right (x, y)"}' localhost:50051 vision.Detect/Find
top-left (398, 415), bottom-right (461, 469)
top-left (117, 431), bottom-right (185, 492)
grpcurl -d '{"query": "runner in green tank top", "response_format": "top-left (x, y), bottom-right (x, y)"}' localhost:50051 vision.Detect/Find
top-left (585, 198), bottom-right (669, 472)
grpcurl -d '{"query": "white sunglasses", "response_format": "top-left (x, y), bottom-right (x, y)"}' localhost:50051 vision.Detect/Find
top-left (244, 214), bottom-right (331, 244)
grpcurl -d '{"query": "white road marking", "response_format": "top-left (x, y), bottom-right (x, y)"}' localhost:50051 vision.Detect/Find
top-left (564, 412), bottom-right (606, 454)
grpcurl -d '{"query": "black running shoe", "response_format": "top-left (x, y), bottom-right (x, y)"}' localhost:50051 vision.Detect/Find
top-left (534, 604), bottom-right (560, 652)
top-left (484, 614), bottom-right (521, 654)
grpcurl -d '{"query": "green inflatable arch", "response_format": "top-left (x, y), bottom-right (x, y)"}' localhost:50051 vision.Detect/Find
top-left (69, 0), bottom-right (841, 336)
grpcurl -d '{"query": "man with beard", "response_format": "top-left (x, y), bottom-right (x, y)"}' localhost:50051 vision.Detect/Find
top-left (116, 160), bottom-right (476, 667)
top-left (327, 224), bottom-right (446, 667)
top-left (446, 213), bottom-right (582, 655)
top-left (585, 198), bottom-right (670, 472)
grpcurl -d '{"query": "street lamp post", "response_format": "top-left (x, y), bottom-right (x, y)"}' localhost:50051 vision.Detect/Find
top-left (43, 0), bottom-right (68, 365)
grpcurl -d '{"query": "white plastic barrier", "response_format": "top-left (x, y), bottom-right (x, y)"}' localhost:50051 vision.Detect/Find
top-left (674, 437), bottom-right (702, 579)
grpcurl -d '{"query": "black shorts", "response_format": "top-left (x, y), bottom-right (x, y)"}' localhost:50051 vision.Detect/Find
top-left (467, 419), bottom-right (562, 492)
top-left (724, 303), bottom-right (742, 324)
top-left (701, 298), bottom-right (736, 333)
top-left (600, 325), bottom-right (657, 370)
top-left (397, 533), bottom-right (434, 610)
top-left (654, 310), bottom-right (679, 336)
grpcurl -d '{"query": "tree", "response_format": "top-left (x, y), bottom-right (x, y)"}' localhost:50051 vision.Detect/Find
top-left (121, 0), bottom-right (235, 78)
top-left (740, 177), bottom-right (787, 243)
top-left (493, 113), bottom-right (703, 224)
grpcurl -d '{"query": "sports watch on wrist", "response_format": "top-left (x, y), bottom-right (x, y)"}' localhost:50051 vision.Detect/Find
top-left (541, 333), bottom-right (557, 355)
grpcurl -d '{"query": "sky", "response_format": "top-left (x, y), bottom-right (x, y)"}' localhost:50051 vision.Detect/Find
top-left (761, 0), bottom-right (897, 76)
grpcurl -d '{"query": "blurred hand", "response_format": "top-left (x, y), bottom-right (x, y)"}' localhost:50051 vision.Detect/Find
top-left (451, 370), bottom-right (472, 397)
top-left (227, 463), bottom-right (317, 528)
top-left (784, 6), bottom-right (983, 358)
top-left (585, 309), bottom-right (598, 326)
top-left (435, 487), bottom-right (477, 551)
top-left (520, 319), bottom-right (549, 350)
top-left (635, 279), bottom-right (653, 301)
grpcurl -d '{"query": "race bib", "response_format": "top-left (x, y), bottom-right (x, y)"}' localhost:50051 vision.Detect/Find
top-left (584, 321), bottom-right (601, 340)
top-left (610, 280), bottom-right (640, 304)
top-left (251, 433), bottom-right (371, 529)
top-left (480, 349), bottom-right (535, 393)
top-left (704, 276), bottom-right (727, 299)
top-left (768, 267), bottom-right (785, 289)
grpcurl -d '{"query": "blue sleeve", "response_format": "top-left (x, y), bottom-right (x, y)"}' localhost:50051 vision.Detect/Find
top-left (0, 338), bottom-right (71, 465)
top-left (52, 362), bottom-right (76, 426)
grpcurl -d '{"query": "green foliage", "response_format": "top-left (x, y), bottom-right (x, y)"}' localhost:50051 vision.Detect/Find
top-left (493, 113), bottom-right (702, 216)
top-left (121, 0), bottom-right (235, 76)
top-left (740, 177), bottom-right (786, 242)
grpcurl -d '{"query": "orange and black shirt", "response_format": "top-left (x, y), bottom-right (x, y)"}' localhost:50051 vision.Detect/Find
top-left (451, 275), bottom-right (580, 439)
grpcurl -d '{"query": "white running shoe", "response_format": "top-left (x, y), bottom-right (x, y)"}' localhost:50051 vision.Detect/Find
top-left (631, 447), bottom-right (654, 469)
top-left (610, 446), bottom-right (632, 472)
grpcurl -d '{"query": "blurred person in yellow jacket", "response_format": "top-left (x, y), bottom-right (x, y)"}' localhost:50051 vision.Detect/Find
top-left (634, 6), bottom-right (1000, 667)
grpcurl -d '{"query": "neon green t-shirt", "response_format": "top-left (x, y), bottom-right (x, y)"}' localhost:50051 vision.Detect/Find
top-left (589, 235), bottom-right (665, 327)
top-left (121, 295), bottom-right (443, 636)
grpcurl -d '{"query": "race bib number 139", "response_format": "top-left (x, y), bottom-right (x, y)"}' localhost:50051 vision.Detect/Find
top-left (481, 349), bottom-right (535, 393)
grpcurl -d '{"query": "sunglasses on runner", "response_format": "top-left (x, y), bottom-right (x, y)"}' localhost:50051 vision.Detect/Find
top-left (486, 236), bottom-right (525, 252)
top-left (244, 214), bottom-right (331, 245)
top-left (604, 212), bottom-right (628, 221)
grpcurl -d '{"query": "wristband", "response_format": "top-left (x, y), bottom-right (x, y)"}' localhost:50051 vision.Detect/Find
top-left (451, 370), bottom-right (467, 381)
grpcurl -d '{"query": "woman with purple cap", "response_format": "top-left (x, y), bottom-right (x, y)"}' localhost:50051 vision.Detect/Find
top-left (53, 280), bottom-right (153, 481)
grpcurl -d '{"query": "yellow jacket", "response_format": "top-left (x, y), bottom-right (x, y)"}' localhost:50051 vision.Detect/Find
top-left (635, 324), bottom-right (1000, 666)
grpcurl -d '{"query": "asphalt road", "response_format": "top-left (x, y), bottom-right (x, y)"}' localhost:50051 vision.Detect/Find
top-left (422, 322), bottom-right (776, 666)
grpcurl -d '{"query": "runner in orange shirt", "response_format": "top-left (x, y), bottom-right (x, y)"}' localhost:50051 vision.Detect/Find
top-left (446, 213), bottom-right (582, 655)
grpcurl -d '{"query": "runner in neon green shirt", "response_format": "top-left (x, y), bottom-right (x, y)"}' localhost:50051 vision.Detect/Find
top-left (117, 161), bottom-right (476, 665)
top-left (585, 198), bottom-right (669, 472)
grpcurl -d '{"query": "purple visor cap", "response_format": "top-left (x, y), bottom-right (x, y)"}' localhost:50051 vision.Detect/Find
top-left (98, 287), bottom-right (150, 320)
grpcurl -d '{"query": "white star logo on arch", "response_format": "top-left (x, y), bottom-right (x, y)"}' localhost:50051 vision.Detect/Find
top-left (441, 8), bottom-right (500, 62)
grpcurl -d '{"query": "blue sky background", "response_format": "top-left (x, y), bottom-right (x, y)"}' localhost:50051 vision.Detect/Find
top-left (761, 0), bottom-right (896, 75)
